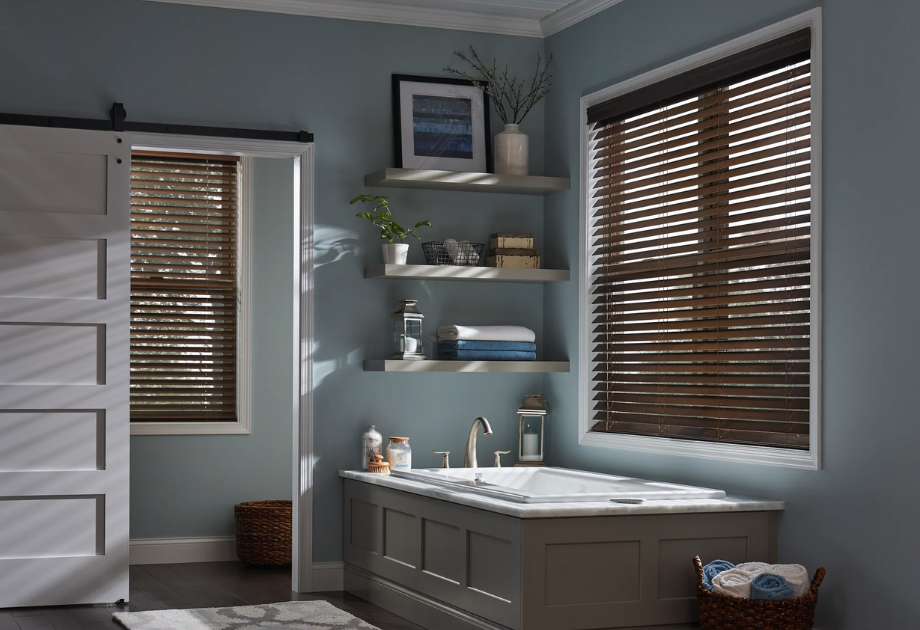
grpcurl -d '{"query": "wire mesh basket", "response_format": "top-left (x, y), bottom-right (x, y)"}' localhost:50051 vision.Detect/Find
top-left (422, 241), bottom-right (485, 266)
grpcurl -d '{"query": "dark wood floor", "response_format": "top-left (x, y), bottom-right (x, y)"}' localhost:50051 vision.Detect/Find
top-left (0, 562), bottom-right (423, 630)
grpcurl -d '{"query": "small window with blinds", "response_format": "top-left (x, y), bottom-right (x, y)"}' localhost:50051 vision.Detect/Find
top-left (130, 151), bottom-right (242, 423)
top-left (584, 26), bottom-right (818, 457)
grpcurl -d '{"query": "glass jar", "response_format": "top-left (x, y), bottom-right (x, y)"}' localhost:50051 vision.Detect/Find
top-left (386, 437), bottom-right (412, 471)
top-left (362, 425), bottom-right (383, 471)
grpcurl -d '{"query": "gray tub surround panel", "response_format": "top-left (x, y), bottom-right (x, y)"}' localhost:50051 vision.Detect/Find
top-left (344, 480), bottom-right (522, 629)
top-left (342, 474), bottom-right (781, 630)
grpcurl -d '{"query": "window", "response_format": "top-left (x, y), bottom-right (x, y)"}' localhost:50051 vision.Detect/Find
top-left (130, 150), bottom-right (251, 434)
top-left (580, 13), bottom-right (821, 468)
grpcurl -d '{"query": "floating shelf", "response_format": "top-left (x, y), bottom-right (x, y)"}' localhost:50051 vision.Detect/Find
top-left (364, 360), bottom-right (570, 373)
top-left (364, 264), bottom-right (570, 283)
top-left (365, 168), bottom-right (570, 196)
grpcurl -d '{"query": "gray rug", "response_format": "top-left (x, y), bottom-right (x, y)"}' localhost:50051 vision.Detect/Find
top-left (113, 601), bottom-right (381, 630)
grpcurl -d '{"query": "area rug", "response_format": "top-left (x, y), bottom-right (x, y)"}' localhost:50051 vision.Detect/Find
top-left (113, 600), bottom-right (380, 630)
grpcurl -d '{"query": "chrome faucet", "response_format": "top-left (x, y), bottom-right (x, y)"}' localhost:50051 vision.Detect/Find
top-left (464, 417), bottom-right (493, 468)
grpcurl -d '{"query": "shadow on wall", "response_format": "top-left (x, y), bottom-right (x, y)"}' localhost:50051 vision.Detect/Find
top-left (315, 224), bottom-right (360, 269)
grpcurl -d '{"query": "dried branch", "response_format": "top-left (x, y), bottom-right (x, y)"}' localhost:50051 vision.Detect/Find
top-left (445, 47), bottom-right (553, 125)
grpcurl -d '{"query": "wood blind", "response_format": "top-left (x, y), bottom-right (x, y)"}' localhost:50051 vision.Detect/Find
top-left (130, 151), bottom-right (241, 422)
top-left (587, 40), bottom-right (812, 449)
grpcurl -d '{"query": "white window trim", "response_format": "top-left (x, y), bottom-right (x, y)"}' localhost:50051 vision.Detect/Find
top-left (578, 8), bottom-right (823, 470)
top-left (129, 144), bottom-right (253, 436)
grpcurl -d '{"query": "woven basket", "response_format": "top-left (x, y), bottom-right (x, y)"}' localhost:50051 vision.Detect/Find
top-left (694, 556), bottom-right (826, 630)
top-left (234, 500), bottom-right (292, 565)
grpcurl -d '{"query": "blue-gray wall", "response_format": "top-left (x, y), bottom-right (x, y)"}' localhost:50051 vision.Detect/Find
top-left (131, 157), bottom-right (296, 539)
top-left (544, 1), bottom-right (920, 627)
top-left (5, 0), bottom-right (920, 625)
top-left (0, 0), bottom-right (546, 559)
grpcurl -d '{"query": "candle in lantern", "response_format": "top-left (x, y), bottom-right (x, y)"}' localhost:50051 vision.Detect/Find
top-left (522, 432), bottom-right (540, 457)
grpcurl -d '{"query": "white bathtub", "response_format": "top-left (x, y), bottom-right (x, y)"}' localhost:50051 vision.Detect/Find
top-left (392, 466), bottom-right (726, 504)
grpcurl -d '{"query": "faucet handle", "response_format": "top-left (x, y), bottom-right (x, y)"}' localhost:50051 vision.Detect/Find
top-left (433, 451), bottom-right (450, 469)
top-left (493, 451), bottom-right (511, 468)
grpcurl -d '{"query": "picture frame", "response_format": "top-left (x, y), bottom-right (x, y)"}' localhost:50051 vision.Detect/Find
top-left (392, 74), bottom-right (492, 173)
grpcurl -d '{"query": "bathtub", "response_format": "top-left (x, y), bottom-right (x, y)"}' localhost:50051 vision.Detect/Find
top-left (392, 466), bottom-right (726, 503)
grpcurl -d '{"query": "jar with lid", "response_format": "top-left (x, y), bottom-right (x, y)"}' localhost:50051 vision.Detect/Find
top-left (362, 425), bottom-right (383, 470)
top-left (386, 437), bottom-right (412, 471)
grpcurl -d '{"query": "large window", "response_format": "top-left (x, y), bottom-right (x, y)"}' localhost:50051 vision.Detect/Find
top-left (580, 13), bottom-right (821, 468)
top-left (130, 151), bottom-right (250, 434)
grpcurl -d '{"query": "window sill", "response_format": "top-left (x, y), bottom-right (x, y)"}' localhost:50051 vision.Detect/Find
top-left (578, 431), bottom-right (819, 470)
top-left (131, 421), bottom-right (251, 436)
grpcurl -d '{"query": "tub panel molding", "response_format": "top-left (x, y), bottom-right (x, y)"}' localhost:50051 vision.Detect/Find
top-left (344, 480), bottom-right (523, 629)
top-left (344, 477), bottom-right (778, 630)
top-left (521, 512), bottom-right (775, 630)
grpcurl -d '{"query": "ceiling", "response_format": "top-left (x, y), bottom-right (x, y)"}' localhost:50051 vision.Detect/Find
top-left (139, 0), bottom-right (626, 37)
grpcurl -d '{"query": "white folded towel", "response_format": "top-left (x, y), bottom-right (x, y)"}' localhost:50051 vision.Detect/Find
top-left (769, 564), bottom-right (809, 597)
top-left (437, 325), bottom-right (536, 343)
top-left (734, 561), bottom-right (772, 577)
top-left (712, 568), bottom-right (754, 599)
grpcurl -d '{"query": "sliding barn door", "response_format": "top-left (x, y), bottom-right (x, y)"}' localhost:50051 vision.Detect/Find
top-left (0, 125), bottom-right (130, 606)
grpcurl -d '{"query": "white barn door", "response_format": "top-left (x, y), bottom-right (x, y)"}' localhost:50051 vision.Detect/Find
top-left (0, 125), bottom-right (130, 606)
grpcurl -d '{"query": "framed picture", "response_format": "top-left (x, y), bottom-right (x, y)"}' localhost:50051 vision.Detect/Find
top-left (393, 74), bottom-right (492, 173)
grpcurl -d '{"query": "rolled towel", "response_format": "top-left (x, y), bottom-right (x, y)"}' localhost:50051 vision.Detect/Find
top-left (439, 348), bottom-right (537, 361)
top-left (437, 325), bottom-right (536, 343)
top-left (701, 560), bottom-right (735, 592)
top-left (734, 561), bottom-right (772, 577)
top-left (750, 573), bottom-right (796, 601)
top-left (440, 340), bottom-right (537, 352)
top-left (712, 568), bottom-right (755, 599)
top-left (769, 564), bottom-right (809, 597)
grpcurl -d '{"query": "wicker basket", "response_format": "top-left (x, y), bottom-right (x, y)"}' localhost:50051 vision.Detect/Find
top-left (694, 556), bottom-right (826, 630)
top-left (234, 500), bottom-right (292, 565)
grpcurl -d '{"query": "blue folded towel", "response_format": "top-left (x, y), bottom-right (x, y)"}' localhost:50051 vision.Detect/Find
top-left (702, 560), bottom-right (735, 592)
top-left (438, 348), bottom-right (537, 361)
top-left (440, 340), bottom-right (537, 352)
top-left (750, 573), bottom-right (796, 601)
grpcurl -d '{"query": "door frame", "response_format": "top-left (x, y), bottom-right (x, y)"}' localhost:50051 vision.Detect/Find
top-left (130, 132), bottom-right (315, 592)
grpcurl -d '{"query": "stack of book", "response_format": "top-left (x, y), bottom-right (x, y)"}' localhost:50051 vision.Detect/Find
top-left (486, 232), bottom-right (540, 269)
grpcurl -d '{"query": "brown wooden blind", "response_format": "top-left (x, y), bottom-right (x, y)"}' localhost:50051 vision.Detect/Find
top-left (588, 41), bottom-right (812, 450)
top-left (130, 151), bottom-right (241, 422)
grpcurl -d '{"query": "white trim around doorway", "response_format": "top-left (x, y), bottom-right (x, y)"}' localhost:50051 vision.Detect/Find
top-left (129, 132), bottom-right (315, 593)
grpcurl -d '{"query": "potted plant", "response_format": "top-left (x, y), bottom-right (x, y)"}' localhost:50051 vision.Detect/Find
top-left (351, 194), bottom-right (432, 265)
top-left (446, 47), bottom-right (552, 176)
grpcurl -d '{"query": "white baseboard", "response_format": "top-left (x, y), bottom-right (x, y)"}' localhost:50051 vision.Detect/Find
top-left (130, 536), bottom-right (238, 565)
top-left (129, 537), bottom-right (346, 592)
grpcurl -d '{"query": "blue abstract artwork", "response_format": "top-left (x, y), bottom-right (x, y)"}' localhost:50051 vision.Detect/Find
top-left (412, 95), bottom-right (473, 159)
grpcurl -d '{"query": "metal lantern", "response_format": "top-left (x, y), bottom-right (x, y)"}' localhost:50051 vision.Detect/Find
top-left (391, 299), bottom-right (426, 360)
top-left (516, 394), bottom-right (549, 466)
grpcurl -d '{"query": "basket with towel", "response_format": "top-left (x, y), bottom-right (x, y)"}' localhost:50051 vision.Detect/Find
top-left (693, 556), bottom-right (826, 630)
top-left (437, 326), bottom-right (536, 361)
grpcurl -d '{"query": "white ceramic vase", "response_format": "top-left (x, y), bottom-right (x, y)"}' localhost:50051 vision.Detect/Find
top-left (382, 243), bottom-right (409, 265)
top-left (494, 123), bottom-right (529, 176)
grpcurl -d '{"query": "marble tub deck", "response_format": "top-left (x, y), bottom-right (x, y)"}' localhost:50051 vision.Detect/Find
top-left (340, 469), bottom-right (784, 518)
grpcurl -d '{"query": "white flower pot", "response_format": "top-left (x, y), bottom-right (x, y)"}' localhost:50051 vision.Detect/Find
top-left (494, 123), bottom-right (529, 176)
top-left (382, 243), bottom-right (409, 265)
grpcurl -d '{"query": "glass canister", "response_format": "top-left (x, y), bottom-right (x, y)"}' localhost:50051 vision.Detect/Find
top-left (362, 425), bottom-right (383, 471)
top-left (386, 437), bottom-right (412, 471)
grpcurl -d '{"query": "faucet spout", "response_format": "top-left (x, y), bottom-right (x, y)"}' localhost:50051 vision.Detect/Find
top-left (464, 417), bottom-right (492, 468)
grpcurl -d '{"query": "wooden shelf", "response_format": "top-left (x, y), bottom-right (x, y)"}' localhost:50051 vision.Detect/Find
top-left (365, 168), bottom-right (570, 195)
top-left (364, 265), bottom-right (569, 283)
top-left (364, 360), bottom-right (570, 373)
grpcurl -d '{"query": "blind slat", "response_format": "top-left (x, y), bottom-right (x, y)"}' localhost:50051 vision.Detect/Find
top-left (130, 152), bottom-right (240, 423)
top-left (587, 50), bottom-right (813, 450)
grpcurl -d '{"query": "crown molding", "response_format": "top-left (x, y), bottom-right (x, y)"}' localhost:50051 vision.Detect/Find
top-left (540, 0), bottom-right (626, 37)
top-left (139, 0), bottom-right (545, 37)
